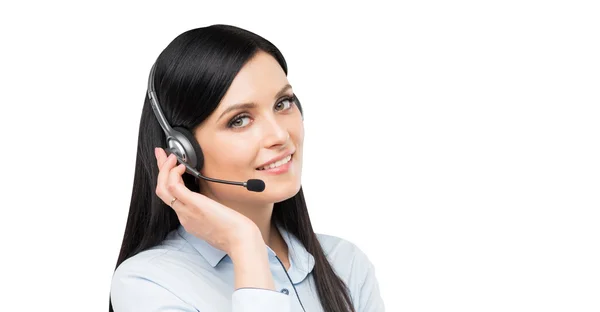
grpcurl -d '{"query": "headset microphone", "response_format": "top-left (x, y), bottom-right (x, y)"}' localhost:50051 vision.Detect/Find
top-left (167, 150), bottom-right (265, 192)
top-left (148, 62), bottom-right (265, 193)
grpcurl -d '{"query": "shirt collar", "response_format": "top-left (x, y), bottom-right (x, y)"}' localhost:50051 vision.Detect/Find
top-left (177, 225), bottom-right (228, 267)
top-left (276, 222), bottom-right (316, 284)
top-left (176, 222), bottom-right (315, 284)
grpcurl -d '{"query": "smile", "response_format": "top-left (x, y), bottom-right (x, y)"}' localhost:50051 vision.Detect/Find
top-left (256, 154), bottom-right (294, 174)
top-left (257, 154), bottom-right (292, 171)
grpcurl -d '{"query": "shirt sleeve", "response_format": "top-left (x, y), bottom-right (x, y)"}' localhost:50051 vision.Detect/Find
top-left (358, 261), bottom-right (386, 312)
top-left (111, 269), bottom-right (291, 312)
top-left (232, 288), bottom-right (291, 312)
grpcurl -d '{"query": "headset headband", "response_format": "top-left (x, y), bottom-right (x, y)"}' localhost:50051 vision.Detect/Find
top-left (147, 62), bottom-right (175, 138)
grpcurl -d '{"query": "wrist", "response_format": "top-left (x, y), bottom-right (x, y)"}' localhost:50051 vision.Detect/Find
top-left (229, 234), bottom-right (274, 290)
top-left (229, 227), bottom-right (265, 261)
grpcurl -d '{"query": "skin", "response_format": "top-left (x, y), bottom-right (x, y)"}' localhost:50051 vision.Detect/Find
top-left (154, 51), bottom-right (304, 289)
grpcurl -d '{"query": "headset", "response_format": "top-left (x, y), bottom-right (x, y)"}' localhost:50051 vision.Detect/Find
top-left (147, 61), bottom-right (306, 311)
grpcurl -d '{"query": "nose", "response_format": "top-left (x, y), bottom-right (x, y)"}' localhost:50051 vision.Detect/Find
top-left (261, 115), bottom-right (290, 148)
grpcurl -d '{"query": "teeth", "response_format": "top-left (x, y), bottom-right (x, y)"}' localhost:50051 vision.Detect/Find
top-left (259, 155), bottom-right (292, 170)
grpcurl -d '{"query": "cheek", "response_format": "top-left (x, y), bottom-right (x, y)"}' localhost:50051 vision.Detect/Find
top-left (203, 138), bottom-right (255, 171)
top-left (292, 122), bottom-right (304, 144)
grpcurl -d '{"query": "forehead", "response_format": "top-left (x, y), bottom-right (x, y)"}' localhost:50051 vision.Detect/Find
top-left (218, 51), bottom-right (289, 107)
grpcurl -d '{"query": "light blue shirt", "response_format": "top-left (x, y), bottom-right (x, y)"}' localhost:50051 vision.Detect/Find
top-left (110, 222), bottom-right (385, 312)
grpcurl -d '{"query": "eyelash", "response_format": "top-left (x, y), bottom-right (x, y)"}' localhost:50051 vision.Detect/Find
top-left (227, 94), bottom-right (296, 129)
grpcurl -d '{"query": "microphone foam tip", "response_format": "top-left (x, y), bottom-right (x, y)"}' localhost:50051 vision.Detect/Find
top-left (246, 179), bottom-right (265, 192)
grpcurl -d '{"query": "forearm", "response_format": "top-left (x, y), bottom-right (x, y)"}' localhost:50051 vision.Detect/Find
top-left (229, 233), bottom-right (275, 290)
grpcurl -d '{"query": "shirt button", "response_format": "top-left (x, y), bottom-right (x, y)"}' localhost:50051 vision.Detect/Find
top-left (281, 288), bottom-right (289, 295)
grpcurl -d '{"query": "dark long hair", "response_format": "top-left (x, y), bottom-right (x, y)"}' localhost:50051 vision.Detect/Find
top-left (109, 24), bottom-right (355, 312)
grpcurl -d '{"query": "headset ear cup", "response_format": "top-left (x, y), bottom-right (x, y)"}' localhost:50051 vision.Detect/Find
top-left (173, 127), bottom-right (204, 171)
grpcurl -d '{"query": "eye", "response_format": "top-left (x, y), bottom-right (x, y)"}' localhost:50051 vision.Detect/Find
top-left (228, 114), bottom-right (251, 128)
top-left (275, 96), bottom-right (295, 112)
top-left (227, 95), bottom-right (296, 129)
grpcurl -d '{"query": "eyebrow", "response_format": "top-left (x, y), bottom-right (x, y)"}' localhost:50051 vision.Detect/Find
top-left (217, 84), bottom-right (293, 122)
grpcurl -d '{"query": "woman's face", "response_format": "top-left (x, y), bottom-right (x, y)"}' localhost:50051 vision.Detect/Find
top-left (193, 51), bottom-right (304, 205)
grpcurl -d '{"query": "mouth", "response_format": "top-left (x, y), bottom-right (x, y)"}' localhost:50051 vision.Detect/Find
top-left (256, 153), bottom-right (294, 172)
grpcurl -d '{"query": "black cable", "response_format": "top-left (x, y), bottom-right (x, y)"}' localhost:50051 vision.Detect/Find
top-left (275, 255), bottom-right (306, 312)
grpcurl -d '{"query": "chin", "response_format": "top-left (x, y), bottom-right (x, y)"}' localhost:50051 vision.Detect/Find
top-left (263, 180), bottom-right (302, 203)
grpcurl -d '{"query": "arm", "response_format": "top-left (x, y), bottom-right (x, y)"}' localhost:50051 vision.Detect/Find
top-left (358, 261), bottom-right (386, 312)
top-left (229, 231), bottom-right (291, 312)
top-left (229, 231), bottom-right (276, 290)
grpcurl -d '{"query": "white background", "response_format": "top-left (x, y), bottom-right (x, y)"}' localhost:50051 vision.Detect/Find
top-left (1, 1), bottom-right (599, 311)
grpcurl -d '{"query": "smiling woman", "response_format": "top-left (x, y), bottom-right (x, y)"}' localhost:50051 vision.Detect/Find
top-left (109, 24), bottom-right (385, 312)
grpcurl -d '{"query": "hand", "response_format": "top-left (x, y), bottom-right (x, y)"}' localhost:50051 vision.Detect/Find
top-left (154, 147), bottom-right (263, 256)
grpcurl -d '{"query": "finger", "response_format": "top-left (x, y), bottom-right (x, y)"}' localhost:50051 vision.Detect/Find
top-left (156, 153), bottom-right (178, 201)
top-left (167, 163), bottom-right (202, 211)
top-left (166, 163), bottom-right (188, 211)
top-left (155, 147), bottom-right (168, 167)
top-left (166, 163), bottom-right (187, 196)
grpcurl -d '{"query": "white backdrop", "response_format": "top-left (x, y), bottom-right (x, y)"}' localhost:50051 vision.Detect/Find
top-left (1, 1), bottom-right (599, 311)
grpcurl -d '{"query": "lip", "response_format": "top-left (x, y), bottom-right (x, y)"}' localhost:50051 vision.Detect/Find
top-left (256, 150), bottom-right (295, 169)
top-left (257, 154), bottom-right (293, 174)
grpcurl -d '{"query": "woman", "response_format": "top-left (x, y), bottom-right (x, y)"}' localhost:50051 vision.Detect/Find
top-left (109, 24), bottom-right (385, 312)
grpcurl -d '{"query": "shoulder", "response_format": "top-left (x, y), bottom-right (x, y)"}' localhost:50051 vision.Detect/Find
top-left (111, 247), bottom-right (184, 296)
top-left (314, 232), bottom-right (384, 310)
top-left (112, 248), bottom-right (174, 281)
top-left (110, 248), bottom-right (191, 310)
top-left (112, 231), bottom-right (193, 281)
top-left (316, 232), bottom-right (371, 261)
top-left (110, 231), bottom-right (210, 307)
top-left (315, 232), bottom-right (375, 278)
